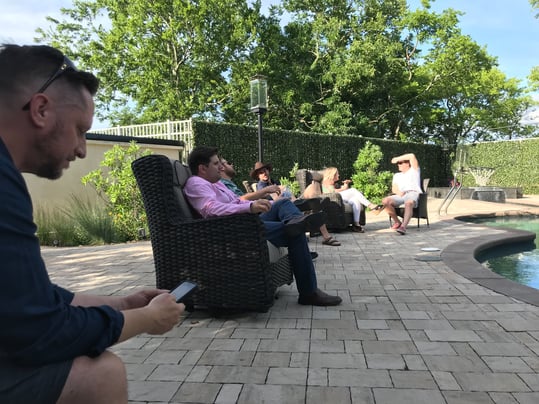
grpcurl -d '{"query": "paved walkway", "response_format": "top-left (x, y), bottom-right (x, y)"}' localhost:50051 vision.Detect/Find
top-left (42, 195), bottom-right (539, 403)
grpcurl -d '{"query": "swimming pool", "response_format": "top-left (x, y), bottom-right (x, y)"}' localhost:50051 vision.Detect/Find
top-left (468, 216), bottom-right (539, 289)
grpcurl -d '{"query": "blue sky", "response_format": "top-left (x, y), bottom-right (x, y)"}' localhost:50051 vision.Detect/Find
top-left (260, 0), bottom-right (539, 87)
top-left (2, 0), bottom-right (538, 126)
top-left (407, 0), bottom-right (539, 88)
top-left (2, 0), bottom-right (537, 84)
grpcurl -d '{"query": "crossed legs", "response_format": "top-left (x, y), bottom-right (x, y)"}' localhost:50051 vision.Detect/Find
top-left (260, 199), bottom-right (318, 294)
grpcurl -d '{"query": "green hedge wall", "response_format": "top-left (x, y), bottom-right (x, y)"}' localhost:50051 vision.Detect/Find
top-left (192, 120), bottom-right (450, 187)
top-left (459, 139), bottom-right (539, 194)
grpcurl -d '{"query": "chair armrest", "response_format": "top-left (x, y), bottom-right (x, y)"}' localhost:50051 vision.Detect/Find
top-left (320, 192), bottom-right (345, 205)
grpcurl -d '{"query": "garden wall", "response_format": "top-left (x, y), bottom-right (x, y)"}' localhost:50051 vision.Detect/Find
top-left (458, 138), bottom-right (539, 194)
top-left (25, 133), bottom-right (183, 211)
top-left (192, 121), bottom-right (450, 188)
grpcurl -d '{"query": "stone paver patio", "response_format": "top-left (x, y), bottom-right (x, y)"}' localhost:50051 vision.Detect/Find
top-left (42, 196), bottom-right (539, 403)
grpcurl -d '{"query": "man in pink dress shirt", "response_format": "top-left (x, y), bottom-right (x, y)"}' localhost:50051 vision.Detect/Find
top-left (183, 146), bottom-right (342, 306)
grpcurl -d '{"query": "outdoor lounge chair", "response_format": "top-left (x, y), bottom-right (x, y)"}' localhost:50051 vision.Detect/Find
top-left (390, 178), bottom-right (430, 228)
top-left (242, 180), bottom-right (256, 194)
top-left (132, 154), bottom-right (294, 313)
top-left (296, 168), bottom-right (365, 230)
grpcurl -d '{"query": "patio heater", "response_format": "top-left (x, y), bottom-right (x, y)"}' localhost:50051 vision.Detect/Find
top-left (250, 75), bottom-right (268, 162)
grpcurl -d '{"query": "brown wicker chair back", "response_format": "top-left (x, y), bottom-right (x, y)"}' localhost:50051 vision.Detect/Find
top-left (296, 168), bottom-right (362, 230)
top-left (132, 154), bottom-right (293, 313)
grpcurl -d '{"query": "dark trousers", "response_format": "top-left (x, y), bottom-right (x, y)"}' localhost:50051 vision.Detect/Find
top-left (260, 199), bottom-right (317, 294)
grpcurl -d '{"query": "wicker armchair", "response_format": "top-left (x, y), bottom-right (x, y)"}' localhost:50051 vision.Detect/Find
top-left (132, 154), bottom-right (293, 313)
top-left (391, 178), bottom-right (430, 228)
top-left (296, 169), bottom-right (365, 230)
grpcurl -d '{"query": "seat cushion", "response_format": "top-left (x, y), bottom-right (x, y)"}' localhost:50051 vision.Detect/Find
top-left (267, 241), bottom-right (287, 263)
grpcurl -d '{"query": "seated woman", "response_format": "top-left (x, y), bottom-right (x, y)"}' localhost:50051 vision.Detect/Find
top-left (250, 161), bottom-right (341, 246)
top-left (322, 167), bottom-right (382, 232)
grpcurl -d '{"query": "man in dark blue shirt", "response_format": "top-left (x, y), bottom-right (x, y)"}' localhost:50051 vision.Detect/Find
top-left (0, 44), bottom-right (184, 403)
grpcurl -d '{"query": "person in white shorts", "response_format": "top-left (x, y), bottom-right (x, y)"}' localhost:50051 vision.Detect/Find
top-left (382, 153), bottom-right (422, 235)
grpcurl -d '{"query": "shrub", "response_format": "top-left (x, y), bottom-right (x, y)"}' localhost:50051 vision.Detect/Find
top-left (35, 204), bottom-right (89, 246)
top-left (35, 196), bottom-right (119, 246)
top-left (63, 196), bottom-right (118, 244)
top-left (278, 162), bottom-right (301, 196)
top-left (350, 141), bottom-right (393, 203)
top-left (81, 142), bottom-right (151, 241)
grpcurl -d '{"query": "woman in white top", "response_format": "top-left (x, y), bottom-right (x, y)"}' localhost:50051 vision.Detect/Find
top-left (381, 153), bottom-right (421, 235)
top-left (321, 167), bottom-right (382, 232)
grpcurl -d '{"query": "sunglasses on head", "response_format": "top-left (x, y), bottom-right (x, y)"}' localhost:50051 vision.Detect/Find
top-left (22, 55), bottom-right (77, 110)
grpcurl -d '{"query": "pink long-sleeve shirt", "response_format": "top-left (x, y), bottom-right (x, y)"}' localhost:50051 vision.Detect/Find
top-left (184, 175), bottom-right (252, 218)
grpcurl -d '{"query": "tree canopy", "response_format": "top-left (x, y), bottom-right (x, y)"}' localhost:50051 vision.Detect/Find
top-left (530, 0), bottom-right (539, 91)
top-left (37, 0), bottom-right (538, 145)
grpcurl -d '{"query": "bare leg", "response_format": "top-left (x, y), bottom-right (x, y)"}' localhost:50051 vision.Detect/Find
top-left (319, 224), bottom-right (332, 240)
top-left (57, 351), bottom-right (127, 404)
top-left (401, 200), bottom-right (415, 229)
top-left (382, 196), bottom-right (400, 226)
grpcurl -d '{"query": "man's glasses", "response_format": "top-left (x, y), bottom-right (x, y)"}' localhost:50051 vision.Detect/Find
top-left (397, 161), bottom-right (408, 165)
top-left (22, 55), bottom-right (77, 110)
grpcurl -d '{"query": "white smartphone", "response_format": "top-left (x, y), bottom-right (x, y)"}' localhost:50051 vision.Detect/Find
top-left (170, 281), bottom-right (198, 303)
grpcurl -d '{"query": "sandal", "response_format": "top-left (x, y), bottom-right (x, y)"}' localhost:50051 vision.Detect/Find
top-left (322, 236), bottom-right (341, 246)
top-left (370, 204), bottom-right (384, 216)
top-left (352, 224), bottom-right (365, 233)
top-left (396, 225), bottom-right (407, 235)
top-left (391, 222), bottom-right (402, 230)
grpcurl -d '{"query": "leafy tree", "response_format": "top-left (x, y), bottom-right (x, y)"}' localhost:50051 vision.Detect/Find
top-left (530, 0), bottom-right (539, 90)
top-left (532, 0), bottom-right (539, 15)
top-left (81, 141), bottom-right (151, 241)
top-left (408, 33), bottom-right (535, 145)
top-left (350, 141), bottom-right (392, 202)
top-left (38, 0), bottom-right (261, 124)
top-left (35, 0), bottom-right (536, 144)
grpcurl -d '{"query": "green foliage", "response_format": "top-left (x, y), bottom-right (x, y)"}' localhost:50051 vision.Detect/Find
top-left (37, 0), bottom-right (259, 124)
top-left (350, 141), bottom-right (393, 203)
top-left (62, 196), bottom-right (118, 244)
top-left (35, 205), bottom-right (88, 247)
top-left (35, 196), bottom-right (117, 246)
top-left (457, 139), bottom-right (539, 194)
top-left (279, 162), bottom-right (301, 196)
top-left (193, 121), bottom-right (450, 189)
top-left (35, 0), bottom-right (534, 145)
top-left (81, 141), bottom-right (151, 241)
top-left (532, 0), bottom-right (539, 16)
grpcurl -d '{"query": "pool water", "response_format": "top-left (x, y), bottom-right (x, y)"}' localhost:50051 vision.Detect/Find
top-left (470, 216), bottom-right (539, 289)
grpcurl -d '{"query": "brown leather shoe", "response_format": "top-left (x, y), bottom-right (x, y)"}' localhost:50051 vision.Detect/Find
top-left (298, 288), bottom-right (342, 306)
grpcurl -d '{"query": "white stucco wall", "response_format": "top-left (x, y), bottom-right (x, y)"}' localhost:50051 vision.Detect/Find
top-left (24, 139), bottom-right (183, 211)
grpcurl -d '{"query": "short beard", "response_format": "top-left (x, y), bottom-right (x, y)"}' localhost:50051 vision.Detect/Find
top-left (33, 151), bottom-right (64, 179)
top-left (36, 164), bottom-right (63, 180)
top-left (33, 121), bottom-right (65, 180)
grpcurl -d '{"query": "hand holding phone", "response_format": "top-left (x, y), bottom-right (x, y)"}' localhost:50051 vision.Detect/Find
top-left (170, 281), bottom-right (198, 303)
